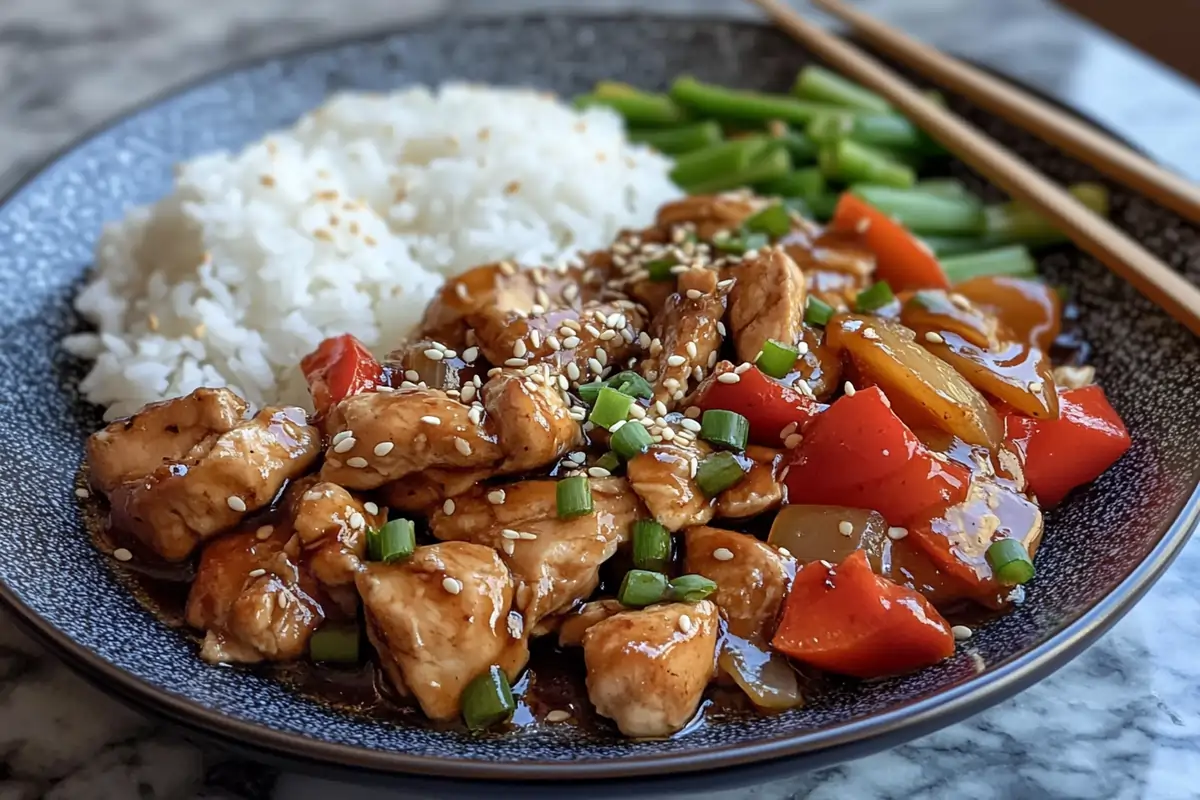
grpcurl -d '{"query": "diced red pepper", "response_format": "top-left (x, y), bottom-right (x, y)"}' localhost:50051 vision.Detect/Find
top-left (693, 365), bottom-right (822, 447)
top-left (300, 334), bottom-right (384, 416)
top-left (784, 386), bottom-right (971, 525)
top-left (771, 550), bottom-right (956, 679)
top-left (1004, 385), bottom-right (1131, 506)
top-left (831, 193), bottom-right (950, 292)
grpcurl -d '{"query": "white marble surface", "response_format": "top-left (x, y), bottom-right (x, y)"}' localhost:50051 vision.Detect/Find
top-left (2, 1), bottom-right (1200, 798)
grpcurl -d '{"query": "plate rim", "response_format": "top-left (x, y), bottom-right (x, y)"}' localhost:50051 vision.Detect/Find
top-left (1, 9), bottom-right (1199, 784)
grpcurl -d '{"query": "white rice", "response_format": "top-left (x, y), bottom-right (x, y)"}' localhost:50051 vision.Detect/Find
top-left (64, 84), bottom-right (681, 419)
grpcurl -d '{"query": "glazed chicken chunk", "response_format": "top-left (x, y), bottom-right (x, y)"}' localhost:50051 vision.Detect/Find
top-left (186, 526), bottom-right (323, 664)
top-left (557, 599), bottom-right (625, 647)
top-left (356, 542), bottom-right (527, 721)
top-left (86, 387), bottom-right (247, 494)
top-left (107, 406), bottom-right (320, 561)
top-left (640, 269), bottom-right (728, 409)
top-left (483, 370), bottom-right (583, 475)
top-left (430, 478), bottom-right (643, 629)
top-left (290, 481), bottom-right (386, 615)
top-left (727, 247), bottom-right (807, 364)
top-left (715, 446), bottom-right (785, 520)
top-left (626, 436), bottom-right (715, 532)
top-left (582, 600), bottom-right (719, 738)
top-left (683, 526), bottom-right (795, 641)
top-left (654, 193), bottom-right (761, 241)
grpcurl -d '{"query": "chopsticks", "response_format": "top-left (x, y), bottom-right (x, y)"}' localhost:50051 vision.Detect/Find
top-left (746, 0), bottom-right (1200, 337)
top-left (810, 0), bottom-right (1200, 226)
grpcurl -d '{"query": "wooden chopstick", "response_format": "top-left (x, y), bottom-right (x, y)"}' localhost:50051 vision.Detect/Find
top-left (810, 0), bottom-right (1200, 226)
top-left (746, 0), bottom-right (1200, 337)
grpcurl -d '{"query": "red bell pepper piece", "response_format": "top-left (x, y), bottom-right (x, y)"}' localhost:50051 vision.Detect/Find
top-left (300, 334), bottom-right (384, 416)
top-left (1004, 385), bottom-right (1131, 506)
top-left (693, 365), bottom-right (822, 447)
top-left (784, 386), bottom-right (971, 525)
top-left (771, 550), bottom-right (956, 679)
top-left (831, 193), bottom-right (950, 292)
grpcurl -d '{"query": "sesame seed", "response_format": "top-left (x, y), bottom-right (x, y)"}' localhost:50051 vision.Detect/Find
top-left (863, 328), bottom-right (880, 340)
top-left (502, 540), bottom-right (516, 555)
top-left (424, 348), bottom-right (445, 361)
top-left (467, 406), bottom-right (482, 425)
top-left (681, 418), bottom-right (702, 432)
top-left (420, 415), bottom-right (441, 425)
top-left (628, 404), bottom-right (647, 419)
top-left (546, 709), bottom-right (572, 723)
top-left (584, 324), bottom-right (602, 338)
top-left (610, 419), bottom-right (627, 433)
top-left (667, 354), bottom-right (687, 367)
top-left (678, 614), bottom-right (694, 634)
top-left (530, 330), bottom-right (542, 349)
top-left (455, 438), bottom-right (473, 456)
top-left (500, 529), bottom-right (521, 540)
top-left (888, 526), bottom-right (909, 540)
top-left (513, 339), bottom-right (528, 358)
top-left (599, 329), bottom-right (617, 341)
top-left (349, 512), bottom-right (365, 530)
top-left (364, 502), bottom-right (379, 515)
top-left (716, 321), bottom-right (727, 337)
top-left (341, 456), bottom-right (366, 469)
top-left (1028, 380), bottom-right (1045, 393)
top-left (333, 436), bottom-right (357, 454)
top-left (686, 342), bottom-right (698, 359)
top-left (443, 499), bottom-right (456, 515)
top-left (519, 531), bottom-right (539, 541)
top-left (595, 348), bottom-right (608, 366)
top-left (488, 490), bottom-right (507, 505)
top-left (562, 336), bottom-right (581, 349)
top-left (784, 433), bottom-right (803, 449)
top-left (256, 525), bottom-right (275, 540)
top-left (546, 335), bottom-right (561, 352)
top-left (686, 289), bottom-right (703, 300)
top-left (924, 332), bottom-right (945, 344)
top-left (587, 467), bottom-right (611, 478)
top-left (374, 442), bottom-right (395, 457)
top-left (661, 427), bottom-right (676, 441)
top-left (332, 430), bottom-right (353, 445)
top-left (717, 372), bottom-right (741, 384)
top-left (588, 357), bottom-right (603, 374)
top-left (567, 362), bottom-right (581, 382)
top-left (855, 218), bottom-right (872, 233)
top-left (113, 548), bottom-right (133, 562)
top-left (455, 282), bottom-right (470, 300)
top-left (443, 577), bottom-right (463, 595)
top-left (74, 487), bottom-right (91, 499)
top-left (713, 547), bottom-right (735, 561)
top-left (460, 384), bottom-right (476, 403)
top-left (227, 496), bottom-right (247, 513)
top-left (248, 568), bottom-right (267, 578)
top-left (797, 341), bottom-right (810, 355)
top-left (844, 381), bottom-right (857, 396)
top-left (952, 625), bottom-right (973, 641)
top-left (505, 357), bottom-right (529, 367)
top-left (838, 520), bottom-right (854, 536)
top-left (734, 361), bottom-right (752, 374)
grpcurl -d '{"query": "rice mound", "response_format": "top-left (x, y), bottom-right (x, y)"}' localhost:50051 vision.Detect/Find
top-left (64, 84), bottom-right (681, 419)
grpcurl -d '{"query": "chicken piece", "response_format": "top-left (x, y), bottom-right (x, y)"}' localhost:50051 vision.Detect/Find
top-left (290, 482), bottom-right (386, 615)
top-left (716, 446), bottom-right (784, 519)
top-left (86, 387), bottom-right (247, 494)
top-left (320, 388), bottom-right (503, 491)
top-left (793, 324), bottom-right (843, 401)
top-left (582, 600), bottom-right (719, 738)
top-left (655, 193), bottom-right (762, 241)
top-left (468, 301), bottom-right (648, 386)
top-left (727, 247), bottom-right (807, 364)
top-left (641, 270), bottom-right (728, 409)
top-left (383, 340), bottom-right (484, 394)
top-left (483, 370), bottom-right (583, 475)
top-left (109, 407), bottom-right (320, 562)
top-left (378, 467), bottom-right (491, 515)
top-left (626, 436), bottom-right (715, 532)
top-left (356, 542), bottom-right (527, 721)
top-left (186, 525), bottom-right (323, 664)
top-left (683, 527), bottom-right (795, 641)
top-left (558, 599), bottom-right (625, 647)
top-left (429, 478), bottom-right (642, 628)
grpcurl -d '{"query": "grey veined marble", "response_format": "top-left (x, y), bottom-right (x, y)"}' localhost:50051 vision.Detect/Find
top-left (1, 1), bottom-right (1199, 798)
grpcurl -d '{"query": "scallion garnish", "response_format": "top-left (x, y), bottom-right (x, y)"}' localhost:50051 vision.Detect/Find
top-left (756, 339), bottom-right (800, 378)
top-left (588, 387), bottom-right (635, 429)
top-left (605, 371), bottom-right (654, 400)
top-left (855, 280), bottom-right (896, 313)
top-left (985, 538), bottom-right (1035, 585)
top-left (804, 296), bottom-right (835, 326)
top-left (611, 421), bottom-right (653, 460)
top-left (631, 520), bottom-right (672, 572)
top-left (645, 256), bottom-right (677, 282)
top-left (742, 203), bottom-right (792, 238)
top-left (668, 574), bottom-right (718, 603)
top-left (556, 475), bottom-right (594, 519)
top-left (577, 381), bottom-right (606, 406)
top-left (700, 409), bottom-right (750, 451)
top-left (378, 518), bottom-right (416, 564)
top-left (593, 451), bottom-right (622, 474)
top-left (695, 451), bottom-right (747, 496)
top-left (713, 231), bottom-right (770, 255)
top-left (461, 665), bottom-right (516, 730)
top-left (618, 569), bottom-right (669, 608)
top-left (309, 624), bottom-right (361, 663)
top-left (366, 526), bottom-right (383, 563)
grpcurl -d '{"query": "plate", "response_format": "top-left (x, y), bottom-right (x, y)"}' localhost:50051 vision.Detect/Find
top-left (1, 12), bottom-right (1198, 793)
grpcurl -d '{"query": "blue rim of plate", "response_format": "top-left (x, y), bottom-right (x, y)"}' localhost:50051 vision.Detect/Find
top-left (0, 11), bottom-right (1198, 785)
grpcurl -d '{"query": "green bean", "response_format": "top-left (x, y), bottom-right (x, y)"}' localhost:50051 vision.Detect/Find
top-left (941, 245), bottom-right (1037, 283)
top-left (686, 144), bottom-right (792, 195)
top-left (574, 85), bottom-right (690, 126)
top-left (628, 121), bottom-right (723, 154)
top-left (807, 112), bottom-right (939, 155)
top-left (670, 76), bottom-right (847, 126)
top-left (915, 179), bottom-right (981, 206)
top-left (850, 185), bottom-right (985, 235)
top-left (759, 167), bottom-right (826, 201)
top-left (984, 182), bottom-right (1110, 246)
top-left (669, 137), bottom-right (770, 189)
top-left (793, 65), bottom-right (892, 113)
top-left (805, 192), bottom-right (841, 221)
top-left (919, 235), bottom-right (992, 258)
top-left (820, 140), bottom-right (915, 188)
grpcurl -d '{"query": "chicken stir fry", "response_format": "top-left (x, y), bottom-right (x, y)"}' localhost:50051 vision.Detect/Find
top-left (85, 190), bottom-right (1130, 739)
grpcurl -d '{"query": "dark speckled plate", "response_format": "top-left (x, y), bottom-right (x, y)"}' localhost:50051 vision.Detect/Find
top-left (1, 12), bottom-right (1198, 794)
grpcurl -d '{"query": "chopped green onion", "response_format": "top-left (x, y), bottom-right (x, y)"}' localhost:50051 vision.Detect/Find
top-left (855, 281), bottom-right (896, 313)
top-left (588, 387), bottom-right (634, 430)
top-left (611, 421), bottom-right (654, 460)
top-left (366, 526), bottom-right (383, 562)
top-left (713, 230), bottom-right (770, 255)
top-left (618, 569), bottom-right (669, 608)
top-left (461, 665), bottom-right (517, 730)
top-left (378, 518), bottom-right (416, 564)
top-left (605, 371), bottom-right (654, 400)
top-left (645, 256), bottom-right (677, 282)
top-left (986, 539), bottom-right (1035, 586)
top-left (742, 203), bottom-right (792, 238)
top-left (556, 475), bottom-right (594, 520)
top-left (577, 381), bottom-right (605, 406)
top-left (756, 338), bottom-right (800, 378)
top-left (700, 409), bottom-right (750, 451)
top-left (804, 296), bottom-right (835, 326)
top-left (631, 520), bottom-right (672, 572)
top-left (668, 574), bottom-right (718, 603)
top-left (309, 624), bottom-right (361, 663)
top-left (593, 451), bottom-right (622, 474)
top-left (695, 451), bottom-right (747, 496)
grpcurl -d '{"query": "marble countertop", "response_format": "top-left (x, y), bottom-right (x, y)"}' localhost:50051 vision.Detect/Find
top-left (2, 1), bottom-right (1200, 798)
